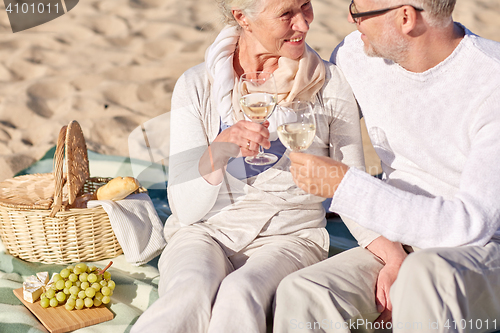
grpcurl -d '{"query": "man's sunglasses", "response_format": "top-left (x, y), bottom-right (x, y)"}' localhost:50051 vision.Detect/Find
top-left (349, 0), bottom-right (424, 22)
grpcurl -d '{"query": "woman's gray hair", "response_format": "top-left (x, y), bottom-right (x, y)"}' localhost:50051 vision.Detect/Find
top-left (215, 0), bottom-right (262, 26)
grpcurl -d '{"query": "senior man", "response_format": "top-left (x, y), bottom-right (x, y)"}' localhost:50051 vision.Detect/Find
top-left (273, 0), bottom-right (500, 331)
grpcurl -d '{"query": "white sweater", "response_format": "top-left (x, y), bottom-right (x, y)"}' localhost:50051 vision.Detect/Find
top-left (165, 61), bottom-right (365, 254)
top-left (330, 25), bottom-right (500, 248)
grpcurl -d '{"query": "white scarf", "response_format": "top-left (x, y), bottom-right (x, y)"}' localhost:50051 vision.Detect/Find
top-left (205, 25), bottom-right (240, 126)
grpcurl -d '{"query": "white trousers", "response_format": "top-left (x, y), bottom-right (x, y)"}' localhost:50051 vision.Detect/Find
top-left (274, 242), bottom-right (500, 333)
top-left (131, 225), bottom-right (326, 333)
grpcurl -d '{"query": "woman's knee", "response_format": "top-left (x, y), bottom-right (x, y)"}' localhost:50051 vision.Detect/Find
top-left (218, 270), bottom-right (258, 300)
top-left (275, 270), bottom-right (304, 301)
top-left (216, 268), bottom-right (285, 311)
top-left (157, 241), bottom-right (231, 296)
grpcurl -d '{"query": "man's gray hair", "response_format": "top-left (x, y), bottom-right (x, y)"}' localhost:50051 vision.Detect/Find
top-left (386, 0), bottom-right (455, 26)
top-left (215, 0), bottom-right (262, 26)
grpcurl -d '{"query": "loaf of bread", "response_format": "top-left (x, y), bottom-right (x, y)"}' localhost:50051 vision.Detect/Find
top-left (96, 176), bottom-right (140, 201)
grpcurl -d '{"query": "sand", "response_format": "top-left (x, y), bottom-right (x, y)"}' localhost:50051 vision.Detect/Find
top-left (0, 0), bottom-right (498, 181)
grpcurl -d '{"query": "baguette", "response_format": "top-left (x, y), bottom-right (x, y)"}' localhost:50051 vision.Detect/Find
top-left (97, 176), bottom-right (140, 201)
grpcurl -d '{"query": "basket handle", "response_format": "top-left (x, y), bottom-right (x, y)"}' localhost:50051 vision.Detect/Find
top-left (49, 126), bottom-right (68, 217)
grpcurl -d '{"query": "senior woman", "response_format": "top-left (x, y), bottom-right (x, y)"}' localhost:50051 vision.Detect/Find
top-left (132, 0), bottom-right (365, 332)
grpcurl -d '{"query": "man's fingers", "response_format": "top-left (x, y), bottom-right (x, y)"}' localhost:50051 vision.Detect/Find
top-left (289, 152), bottom-right (347, 198)
top-left (290, 165), bottom-right (297, 179)
top-left (290, 163), bottom-right (311, 179)
top-left (291, 173), bottom-right (314, 195)
top-left (289, 152), bottom-right (314, 166)
top-left (385, 290), bottom-right (393, 312)
top-left (374, 309), bottom-right (392, 325)
top-left (375, 286), bottom-right (386, 313)
top-left (290, 166), bottom-right (320, 195)
top-left (374, 279), bottom-right (392, 325)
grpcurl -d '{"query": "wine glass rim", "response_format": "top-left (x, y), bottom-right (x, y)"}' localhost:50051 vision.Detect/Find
top-left (279, 100), bottom-right (312, 105)
top-left (279, 100), bottom-right (314, 110)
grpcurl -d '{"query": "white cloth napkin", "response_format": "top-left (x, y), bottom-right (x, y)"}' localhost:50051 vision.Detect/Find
top-left (88, 193), bottom-right (167, 266)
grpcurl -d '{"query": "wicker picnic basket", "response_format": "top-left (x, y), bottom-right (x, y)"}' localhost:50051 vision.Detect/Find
top-left (0, 121), bottom-right (123, 264)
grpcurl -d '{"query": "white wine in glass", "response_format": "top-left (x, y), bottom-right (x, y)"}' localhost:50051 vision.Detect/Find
top-left (240, 93), bottom-right (276, 123)
top-left (276, 100), bottom-right (317, 195)
top-left (277, 100), bottom-right (316, 152)
top-left (239, 72), bottom-right (278, 166)
top-left (277, 123), bottom-right (316, 152)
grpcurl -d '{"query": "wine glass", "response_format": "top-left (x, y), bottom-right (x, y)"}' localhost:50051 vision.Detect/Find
top-left (276, 100), bottom-right (316, 154)
top-left (239, 72), bottom-right (278, 165)
top-left (276, 100), bottom-right (317, 195)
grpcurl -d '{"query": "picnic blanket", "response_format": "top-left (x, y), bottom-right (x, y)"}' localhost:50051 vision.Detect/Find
top-left (0, 148), bottom-right (357, 333)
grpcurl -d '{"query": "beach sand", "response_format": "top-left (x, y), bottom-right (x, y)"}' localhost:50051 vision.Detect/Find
top-left (0, 0), bottom-right (498, 181)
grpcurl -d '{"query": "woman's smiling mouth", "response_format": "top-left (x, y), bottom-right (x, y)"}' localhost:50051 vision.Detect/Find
top-left (286, 36), bottom-right (304, 43)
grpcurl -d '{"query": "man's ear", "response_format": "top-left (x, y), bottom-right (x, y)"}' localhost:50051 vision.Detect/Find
top-left (400, 6), bottom-right (419, 35)
top-left (232, 9), bottom-right (251, 31)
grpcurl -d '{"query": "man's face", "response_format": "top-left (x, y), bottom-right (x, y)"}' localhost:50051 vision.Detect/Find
top-left (349, 0), bottom-right (409, 63)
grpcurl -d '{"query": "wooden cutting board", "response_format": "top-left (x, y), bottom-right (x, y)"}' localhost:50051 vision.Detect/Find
top-left (13, 288), bottom-right (114, 333)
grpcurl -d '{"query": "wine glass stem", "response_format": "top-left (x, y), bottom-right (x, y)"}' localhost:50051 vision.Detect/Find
top-left (257, 145), bottom-right (265, 157)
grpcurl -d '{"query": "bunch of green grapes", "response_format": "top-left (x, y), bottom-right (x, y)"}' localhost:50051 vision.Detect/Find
top-left (39, 262), bottom-right (115, 311)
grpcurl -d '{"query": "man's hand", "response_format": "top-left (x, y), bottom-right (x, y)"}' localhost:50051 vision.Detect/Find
top-left (374, 263), bottom-right (400, 324)
top-left (366, 237), bottom-right (408, 325)
top-left (289, 152), bottom-right (349, 198)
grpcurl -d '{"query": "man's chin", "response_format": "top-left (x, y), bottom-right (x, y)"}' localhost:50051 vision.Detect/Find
top-left (362, 36), bottom-right (409, 63)
top-left (363, 44), bottom-right (399, 63)
top-left (363, 44), bottom-right (381, 58)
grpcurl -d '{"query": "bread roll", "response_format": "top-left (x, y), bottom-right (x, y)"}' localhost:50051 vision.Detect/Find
top-left (97, 177), bottom-right (140, 201)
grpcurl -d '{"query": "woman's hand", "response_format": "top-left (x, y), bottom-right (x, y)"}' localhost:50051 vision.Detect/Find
top-left (199, 120), bottom-right (271, 185)
top-left (214, 120), bottom-right (270, 157)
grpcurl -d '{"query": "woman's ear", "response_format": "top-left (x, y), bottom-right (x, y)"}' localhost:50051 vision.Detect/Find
top-left (232, 9), bottom-right (251, 31)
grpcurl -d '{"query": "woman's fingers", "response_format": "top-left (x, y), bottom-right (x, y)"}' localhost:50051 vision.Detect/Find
top-left (241, 139), bottom-right (258, 155)
top-left (213, 120), bottom-right (271, 157)
top-left (234, 121), bottom-right (271, 149)
top-left (241, 121), bottom-right (270, 143)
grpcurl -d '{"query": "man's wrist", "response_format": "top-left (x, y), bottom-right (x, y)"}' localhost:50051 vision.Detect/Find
top-left (383, 254), bottom-right (407, 267)
top-left (366, 236), bottom-right (408, 266)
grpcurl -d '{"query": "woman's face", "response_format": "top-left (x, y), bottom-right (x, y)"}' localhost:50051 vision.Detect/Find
top-left (245, 0), bottom-right (314, 60)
